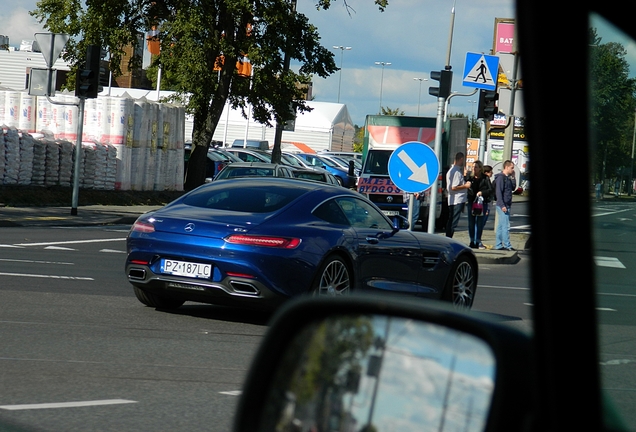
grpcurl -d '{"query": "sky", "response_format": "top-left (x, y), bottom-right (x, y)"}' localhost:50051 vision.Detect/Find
top-left (1, 0), bottom-right (516, 126)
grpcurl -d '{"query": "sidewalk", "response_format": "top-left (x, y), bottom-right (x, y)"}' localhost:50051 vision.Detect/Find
top-left (0, 202), bottom-right (526, 265)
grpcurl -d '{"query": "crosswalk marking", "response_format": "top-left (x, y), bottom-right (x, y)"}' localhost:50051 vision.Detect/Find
top-left (595, 256), bottom-right (626, 268)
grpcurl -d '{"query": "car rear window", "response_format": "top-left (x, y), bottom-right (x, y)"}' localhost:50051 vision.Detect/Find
top-left (217, 167), bottom-right (275, 179)
top-left (182, 184), bottom-right (307, 213)
top-left (295, 171), bottom-right (324, 181)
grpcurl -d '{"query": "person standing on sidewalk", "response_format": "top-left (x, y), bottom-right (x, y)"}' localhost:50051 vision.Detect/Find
top-left (445, 152), bottom-right (471, 238)
top-left (494, 160), bottom-right (516, 250)
top-left (467, 160), bottom-right (492, 249)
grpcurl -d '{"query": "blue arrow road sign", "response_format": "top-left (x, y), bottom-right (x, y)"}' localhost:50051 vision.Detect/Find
top-left (462, 52), bottom-right (499, 90)
top-left (388, 142), bottom-right (440, 194)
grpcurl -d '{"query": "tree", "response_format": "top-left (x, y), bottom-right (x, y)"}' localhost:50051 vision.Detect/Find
top-left (588, 27), bottom-right (636, 186)
top-left (30, 0), bottom-right (388, 190)
top-left (380, 106), bottom-right (404, 116)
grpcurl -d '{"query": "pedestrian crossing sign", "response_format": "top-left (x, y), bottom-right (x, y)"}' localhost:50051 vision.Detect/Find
top-left (462, 52), bottom-right (499, 90)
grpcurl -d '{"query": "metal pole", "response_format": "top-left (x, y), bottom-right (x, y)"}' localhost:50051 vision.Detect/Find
top-left (444, 0), bottom-right (457, 69)
top-left (333, 46), bottom-right (351, 103)
top-left (414, 77), bottom-right (427, 116)
top-left (375, 62), bottom-right (391, 114)
top-left (630, 108), bottom-right (636, 195)
top-left (71, 97), bottom-right (85, 215)
top-left (427, 97), bottom-right (445, 234)
top-left (479, 119), bottom-right (487, 162)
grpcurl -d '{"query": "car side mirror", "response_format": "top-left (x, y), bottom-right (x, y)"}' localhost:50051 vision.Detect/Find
top-left (234, 295), bottom-right (536, 432)
top-left (392, 215), bottom-right (409, 230)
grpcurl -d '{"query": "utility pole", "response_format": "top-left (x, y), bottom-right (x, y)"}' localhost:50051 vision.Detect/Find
top-left (426, 0), bottom-right (456, 234)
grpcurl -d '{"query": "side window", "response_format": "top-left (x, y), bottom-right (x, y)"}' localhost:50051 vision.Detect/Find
top-left (338, 197), bottom-right (393, 229)
top-left (313, 199), bottom-right (351, 226)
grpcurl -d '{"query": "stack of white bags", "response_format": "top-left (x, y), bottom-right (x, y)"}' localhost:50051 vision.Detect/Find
top-left (0, 90), bottom-right (185, 191)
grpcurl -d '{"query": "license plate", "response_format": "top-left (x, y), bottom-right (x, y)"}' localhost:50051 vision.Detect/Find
top-left (161, 259), bottom-right (212, 279)
top-left (383, 210), bottom-right (400, 216)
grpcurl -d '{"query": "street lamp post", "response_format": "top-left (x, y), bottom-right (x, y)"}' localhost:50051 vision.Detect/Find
top-left (413, 77), bottom-right (428, 116)
top-left (375, 61), bottom-right (391, 114)
top-left (333, 46), bottom-right (351, 103)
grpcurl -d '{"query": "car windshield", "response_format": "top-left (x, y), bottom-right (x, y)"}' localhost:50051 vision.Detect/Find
top-left (363, 150), bottom-right (391, 175)
top-left (587, 13), bottom-right (636, 429)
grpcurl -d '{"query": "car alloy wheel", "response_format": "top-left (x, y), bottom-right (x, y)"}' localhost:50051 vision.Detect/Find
top-left (444, 256), bottom-right (476, 309)
top-left (312, 256), bottom-right (351, 296)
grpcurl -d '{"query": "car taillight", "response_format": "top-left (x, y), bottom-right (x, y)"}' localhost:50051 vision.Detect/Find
top-left (131, 220), bottom-right (155, 233)
top-left (224, 234), bottom-right (301, 249)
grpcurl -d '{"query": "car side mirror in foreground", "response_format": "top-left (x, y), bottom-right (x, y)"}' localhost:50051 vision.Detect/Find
top-left (234, 295), bottom-right (536, 432)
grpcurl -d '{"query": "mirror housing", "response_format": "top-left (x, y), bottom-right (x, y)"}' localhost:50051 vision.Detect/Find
top-left (391, 215), bottom-right (409, 230)
top-left (234, 295), bottom-right (536, 432)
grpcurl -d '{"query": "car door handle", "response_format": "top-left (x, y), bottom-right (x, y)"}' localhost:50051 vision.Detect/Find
top-left (365, 237), bottom-right (380, 244)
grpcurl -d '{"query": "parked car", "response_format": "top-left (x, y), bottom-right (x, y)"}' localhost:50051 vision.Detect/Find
top-left (213, 162), bottom-right (296, 180)
top-left (223, 147), bottom-right (272, 163)
top-left (319, 150), bottom-right (363, 162)
top-left (126, 178), bottom-right (477, 311)
top-left (291, 167), bottom-right (340, 186)
top-left (295, 153), bottom-right (358, 188)
top-left (184, 143), bottom-right (242, 181)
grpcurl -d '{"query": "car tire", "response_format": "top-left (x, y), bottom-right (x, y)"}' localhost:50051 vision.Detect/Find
top-left (442, 255), bottom-right (477, 309)
top-left (311, 255), bottom-right (351, 296)
top-left (133, 286), bottom-right (185, 310)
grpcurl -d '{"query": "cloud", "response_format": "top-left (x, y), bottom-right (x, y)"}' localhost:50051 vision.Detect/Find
top-left (0, 4), bottom-right (44, 45)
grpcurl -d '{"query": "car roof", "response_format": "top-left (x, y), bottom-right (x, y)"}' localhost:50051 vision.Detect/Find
top-left (219, 161), bottom-right (288, 169)
top-left (199, 176), bottom-right (348, 193)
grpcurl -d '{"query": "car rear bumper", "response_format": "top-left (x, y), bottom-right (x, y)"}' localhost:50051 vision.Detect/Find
top-left (126, 263), bottom-right (287, 309)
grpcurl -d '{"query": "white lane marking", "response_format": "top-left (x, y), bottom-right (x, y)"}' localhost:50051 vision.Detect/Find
top-left (0, 244), bottom-right (25, 248)
top-left (0, 258), bottom-right (74, 265)
top-left (44, 246), bottom-right (76, 251)
top-left (476, 285), bottom-right (530, 291)
top-left (14, 238), bottom-right (126, 247)
top-left (219, 391), bottom-right (242, 396)
top-left (595, 256), bottom-right (626, 268)
top-left (600, 359), bottom-right (636, 366)
top-left (0, 399), bottom-right (137, 411)
top-left (100, 249), bottom-right (126, 254)
top-left (598, 292), bottom-right (636, 298)
top-left (0, 272), bottom-right (93, 281)
top-left (597, 307), bottom-right (617, 311)
top-left (592, 208), bottom-right (631, 217)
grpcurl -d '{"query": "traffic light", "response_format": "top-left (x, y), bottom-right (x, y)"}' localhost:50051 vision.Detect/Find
top-left (428, 69), bottom-right (453, 99)
top-left (75, 45), bottom-right (101, 99)
top-left (477, 89), bottom-right (499, 120)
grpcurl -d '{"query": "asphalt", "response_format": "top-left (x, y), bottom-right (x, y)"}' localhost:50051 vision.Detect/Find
top-left (0, 200), bottom-right (529, 265)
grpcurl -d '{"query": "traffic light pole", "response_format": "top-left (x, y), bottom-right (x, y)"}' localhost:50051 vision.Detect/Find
top-left (503, 51), bottom-right (520, 162)
top-left (42, 95), bottom-right (84, 215)
top-left (71, 97), bottom-right (86, 216)
top-left (427, 96), bottom-right (445, 234)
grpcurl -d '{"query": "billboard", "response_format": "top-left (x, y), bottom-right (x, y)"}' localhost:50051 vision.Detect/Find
top-left (493, 18), bottom-right (515, 54)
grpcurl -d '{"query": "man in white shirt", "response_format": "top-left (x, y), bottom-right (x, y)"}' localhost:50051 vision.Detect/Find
top-left (445, 152), bottom-right (471, 238)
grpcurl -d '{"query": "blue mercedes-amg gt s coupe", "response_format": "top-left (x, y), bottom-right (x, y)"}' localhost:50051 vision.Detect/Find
top-left (125, 178), bottom-right (477, 311)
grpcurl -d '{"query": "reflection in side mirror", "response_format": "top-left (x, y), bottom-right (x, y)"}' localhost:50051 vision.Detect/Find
top-left (260, 314), bottom-right (495, 432)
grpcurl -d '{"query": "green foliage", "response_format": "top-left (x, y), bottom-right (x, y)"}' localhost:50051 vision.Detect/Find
top-left (31, 0), bottom-right (378, 189)
top-left (353, 125), bottom-right (364, 153)
top-left (588, 27), bottom-right (636, 182)
top-left (381, 106), bottom-right (404, 116)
